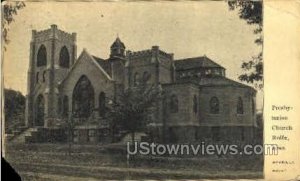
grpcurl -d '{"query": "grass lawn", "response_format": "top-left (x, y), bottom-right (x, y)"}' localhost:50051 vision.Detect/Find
top-left (5, 142), bottom-right (264, 180)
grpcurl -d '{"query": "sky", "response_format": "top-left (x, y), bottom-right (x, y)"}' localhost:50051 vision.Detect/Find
top-left (3, 1), bottom-right (263, 108)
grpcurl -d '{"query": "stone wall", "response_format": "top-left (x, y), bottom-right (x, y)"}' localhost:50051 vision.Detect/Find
top-left (26, 25), bottom-right (77, 127)
top-left (162, 83), bottom-right (200, 127)
top-left (198, 86), bottom-right (256, 127)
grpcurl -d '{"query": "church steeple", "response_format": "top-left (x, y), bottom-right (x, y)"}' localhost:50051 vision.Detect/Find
top-left (110, 37), bottom-right (125, 58)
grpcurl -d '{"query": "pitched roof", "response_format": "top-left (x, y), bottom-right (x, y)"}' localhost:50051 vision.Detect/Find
top-left (59, 49), bottom-right (112, 86)
top-left (174, 56), bottom-right (224, 70)
top-left (198, 76), bottom-right (253, 89)
top-left (110, 37), bottom-right (125, 49)
top-left (92, 56), bottom-right (112, 76)
top-left (173, 74), bottom-right (254, 89)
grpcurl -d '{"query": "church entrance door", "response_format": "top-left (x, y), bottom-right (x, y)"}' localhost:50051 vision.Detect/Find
top-left (35, 94), bottom-right (45, 127)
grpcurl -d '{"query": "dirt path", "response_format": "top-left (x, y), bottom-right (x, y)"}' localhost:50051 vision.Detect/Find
top-left (19, 171), bottom-right (100, 181)
top-left (11, 161), bottom-right (263, 180)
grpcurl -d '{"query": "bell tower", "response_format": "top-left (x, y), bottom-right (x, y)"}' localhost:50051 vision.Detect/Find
top-left (25, 25), bottom-right (77, 127)
top-left (110, 37), bottom-right (125, 58)
top-left (109, 37), bottom-right (126, 84)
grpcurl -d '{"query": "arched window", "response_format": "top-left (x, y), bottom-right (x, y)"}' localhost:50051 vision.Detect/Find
top-left (37, 45), bottom-right (47, 67)
top-left (59, 46), bottom-right (70, 68)
top-left (210, 97), bottom-right (219, 114)
top-left (99, 92), bottom-right (106, 117)
top-left (133, 72), bottom-right (139, 86)
top-left (170, 94), bottom-right (178, 113)
top-left (193, 95), bottom-right (198, 113)
top-left (72, 75), bottom-right (95, 118)
top-left (237, 97), bottom-right (244, 114)
top-left (36, 72), bottom-right (39, 83)
top-left (63, 96), bottom-right (69, 117)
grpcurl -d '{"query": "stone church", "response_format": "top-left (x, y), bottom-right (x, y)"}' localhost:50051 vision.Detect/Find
top-left (25, 25), bottom-right (257, 143)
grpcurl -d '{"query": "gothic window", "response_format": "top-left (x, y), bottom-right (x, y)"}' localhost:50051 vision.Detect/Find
top-left (42, 71), bottom-right (46, 82)
top-left (193, 95), bottom-right (198, 114)
top-left (59, 46), bottom-right (70, 68)
top-left (133, 72), bottom-right (139, 86)
top-left (37, 45), bottom-right (47, 67)
top-left (209, 97), bottom-right (219, 114)
top-left (237, 97), bottom-right (244, 114)
top-left (72, 75), bottom-right (95, 118)
top-left (99, 92), bottom-right (106, 117)
top-left (63, 96), bottom-right (69, 118)
top-left (170, 94), bottom-right (178, 113)
top-left (36, 72), bottom-right (39, 83)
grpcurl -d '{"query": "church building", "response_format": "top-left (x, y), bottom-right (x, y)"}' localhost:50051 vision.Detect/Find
top-left (25, 25), bottom-right (257, 143)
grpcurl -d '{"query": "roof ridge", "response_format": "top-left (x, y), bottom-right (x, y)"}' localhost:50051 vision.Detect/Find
top-left (199, 76), bottom-right (254, 89)
top-left (174, 56), bottom-right (224, 69)
top-left (175, 56), bottom-right (205, 61)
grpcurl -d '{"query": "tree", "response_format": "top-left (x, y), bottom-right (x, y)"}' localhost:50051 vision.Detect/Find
top-left (228, 1), bottom-right (263, 89)
top-left (107, 84), bottom-right (160, 143)
top-left (4, 89), bottom-right (25, 134)
top-left (2, 2), bottom-right (26, 48)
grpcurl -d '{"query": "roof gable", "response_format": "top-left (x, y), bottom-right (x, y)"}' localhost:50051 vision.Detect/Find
top-left (59, 49), bottom-right (112, 86)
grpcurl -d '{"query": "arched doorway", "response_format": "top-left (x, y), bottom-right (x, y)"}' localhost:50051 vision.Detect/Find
top-left (35, 94), bottom-right (45, 127)
top-left (72, 75), bottom-right (95, 118)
